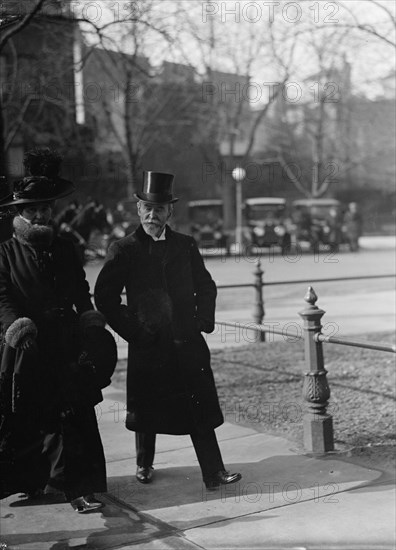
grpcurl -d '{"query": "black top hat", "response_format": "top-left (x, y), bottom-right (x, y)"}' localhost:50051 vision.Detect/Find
top-left (0, 148), bottom-right (74, 207)
top-left (134, 171), bottom-right (178, 203)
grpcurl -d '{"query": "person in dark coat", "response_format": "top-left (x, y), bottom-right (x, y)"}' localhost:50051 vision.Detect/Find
top-left (0, 148), bottom-right (113, 513)
top-left (94, 171), bottom-right (241, 490)
top-left (344, 202), bottom-right (362, 251)
top-left (54, 199), bottom-right (81, 226)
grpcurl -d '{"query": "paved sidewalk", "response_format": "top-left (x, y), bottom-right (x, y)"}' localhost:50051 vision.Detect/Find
top-left (1, 235), bottom-right (395, 549)
top-left (1, 386), bottom-right (395, 550)
top-left (359, 235), bottom-right (395, 249)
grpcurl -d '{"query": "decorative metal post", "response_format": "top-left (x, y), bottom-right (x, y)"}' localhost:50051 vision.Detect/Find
top-left (253, 259), bottom-right (265, 342)
top-left (299, 286), bottom-right (334, 452)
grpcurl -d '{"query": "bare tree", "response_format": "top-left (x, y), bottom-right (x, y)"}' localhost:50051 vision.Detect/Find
top-left (0, 0), bottom-right (172, 194)
top-left (77, 0), bottom-right (200, 198)
top-left (0, 0), bottom-right (46, 52)
top-left (0, 0), bottom-right (47, 177)
top-left (261, 0), bottom-right (395, 198)
top-left (333, 0), bottom-right (395, 48)
top-left (167, 1), bottom-right (297, 227)
top-left (0, 0), bottom-right (101, 179)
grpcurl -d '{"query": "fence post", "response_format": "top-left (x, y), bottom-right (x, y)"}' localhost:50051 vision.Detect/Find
top-left (298, 286), bottom-right (334, 452)
top-left (253, 259), bottom-right (265, 342)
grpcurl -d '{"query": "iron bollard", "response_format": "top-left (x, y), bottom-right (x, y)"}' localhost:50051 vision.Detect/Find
top-left (253, 259), bottom-right (265, 342)
top-left (299, 286), bottom-right (334, 452)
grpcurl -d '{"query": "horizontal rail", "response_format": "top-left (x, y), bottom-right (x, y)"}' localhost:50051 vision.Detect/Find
top-left (315, 333), bottom-right (396, 353)
top-left (217, 273), bottom-right (396, 290)
top-left (115, 274), bottom-right (394, 296)
top-left (216, 283), bottom-right (254, 289)
top-left (216, 321), bottom-right (395, 353)
top-left (215, 320), bottom-right (299, 338)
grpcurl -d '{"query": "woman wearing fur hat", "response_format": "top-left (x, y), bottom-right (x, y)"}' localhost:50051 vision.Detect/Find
top-left (0, 148), bottom-right (112, 513)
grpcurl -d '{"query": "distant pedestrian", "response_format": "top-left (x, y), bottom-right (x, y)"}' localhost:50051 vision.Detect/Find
top-left (94, 171), bottom-right (242, 490)
top-left (344, 202), bottom-right (362, 251)
top-left (328, 206), bottom-right (343, 252)
top-left (54, 199), bottom-right (81, 226)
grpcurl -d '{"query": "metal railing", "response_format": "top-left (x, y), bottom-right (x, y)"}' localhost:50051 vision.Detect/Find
top-left (314, 333), bottom-right (396, 353)
top-left (214, 320), bottom-right (396, 354)
top-left (214, 281), bottom-right (395, 455)
top-left (216, 259), bottom-right (395, 341)
top-left (110, 259), bottom-right (395, 453)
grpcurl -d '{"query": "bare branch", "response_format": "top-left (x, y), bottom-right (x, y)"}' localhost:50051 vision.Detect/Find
top-left (328, 22), bottom-right (395, 47)
top-left (243, 75), bottom-right (288, 162)
top-left (268, 152), bottom-right (311, 197)
top-left (0, 0), bottom-right (46, 53)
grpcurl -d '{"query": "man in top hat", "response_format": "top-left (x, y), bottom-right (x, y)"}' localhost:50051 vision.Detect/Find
top-left (94, 171), bottom-right (242, 490)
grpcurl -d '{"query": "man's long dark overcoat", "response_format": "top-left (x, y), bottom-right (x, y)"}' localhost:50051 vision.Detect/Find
top-left (94, 225), bottom-right (224, 435)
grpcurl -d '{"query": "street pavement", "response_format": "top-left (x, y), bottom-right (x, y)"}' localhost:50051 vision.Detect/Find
top-left (0, 236), bottom-right (395, 549)
top-left (1, 385), bottom-right (394, 549)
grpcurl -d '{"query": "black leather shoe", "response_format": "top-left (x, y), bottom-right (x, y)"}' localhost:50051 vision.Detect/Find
top-left (204, 470), bottom-right (242, 490)
top-left (70, 495), bottom-right (103, 513)
top-left (136, 466), bottom-right (154, 484)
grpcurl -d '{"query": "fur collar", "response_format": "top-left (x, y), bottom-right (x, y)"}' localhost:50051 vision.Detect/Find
top-left (13, 215), bottom-right (55, 249)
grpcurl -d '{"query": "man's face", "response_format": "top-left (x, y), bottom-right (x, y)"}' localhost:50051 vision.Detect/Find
top-left (137, 201), bottom-right (172, 237)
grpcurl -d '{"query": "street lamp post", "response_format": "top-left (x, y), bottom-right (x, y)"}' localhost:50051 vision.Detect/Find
top-left (232, 166), bottom-right (246, 250)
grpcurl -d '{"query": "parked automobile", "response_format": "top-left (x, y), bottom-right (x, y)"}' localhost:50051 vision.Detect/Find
top-left (244, 197), bottom-right (291, 252)
top-left (291, 198), bottom-right (347, 251)
top-left (188, 199), bottom-right (229, 253)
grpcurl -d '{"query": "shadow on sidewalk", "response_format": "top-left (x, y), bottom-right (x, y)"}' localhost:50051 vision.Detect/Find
top-left (1, 496), bottom-right (174, 550)
top-left (107, 451), bottom-right (383, 513)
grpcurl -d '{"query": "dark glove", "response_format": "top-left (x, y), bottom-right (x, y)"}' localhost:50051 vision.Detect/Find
top-left (19, 335), bottom-right (39, 355)
top-left (196, 318), bottom-right (215, 334)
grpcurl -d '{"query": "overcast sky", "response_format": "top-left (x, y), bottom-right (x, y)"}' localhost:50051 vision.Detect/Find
top-left (77, 0), bottom-right (395, 100)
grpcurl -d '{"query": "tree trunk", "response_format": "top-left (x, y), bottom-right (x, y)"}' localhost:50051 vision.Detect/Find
top-left (126, 159), bottom-right (139, 199)
top-left (223, 176), bottom-right (235, 231)
top-left (0, 96), bottom-right (8, 179)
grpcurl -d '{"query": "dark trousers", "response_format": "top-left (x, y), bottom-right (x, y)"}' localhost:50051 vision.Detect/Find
top-left (42, 432), bottom-right (65, 491)
top-left (135, 430), bottom-right (225, 479)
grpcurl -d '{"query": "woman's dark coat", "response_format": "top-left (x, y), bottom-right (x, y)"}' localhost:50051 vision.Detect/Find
top-left (94, 225), bottom-right (224, 435)
top-left (0, 235), bottom-right (106, 498)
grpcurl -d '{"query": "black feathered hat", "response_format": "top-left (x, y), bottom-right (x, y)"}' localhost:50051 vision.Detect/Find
top-left (0, 148), bottom-right (74, 207)
top-left (134, 171), bottom-right (178, 203)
